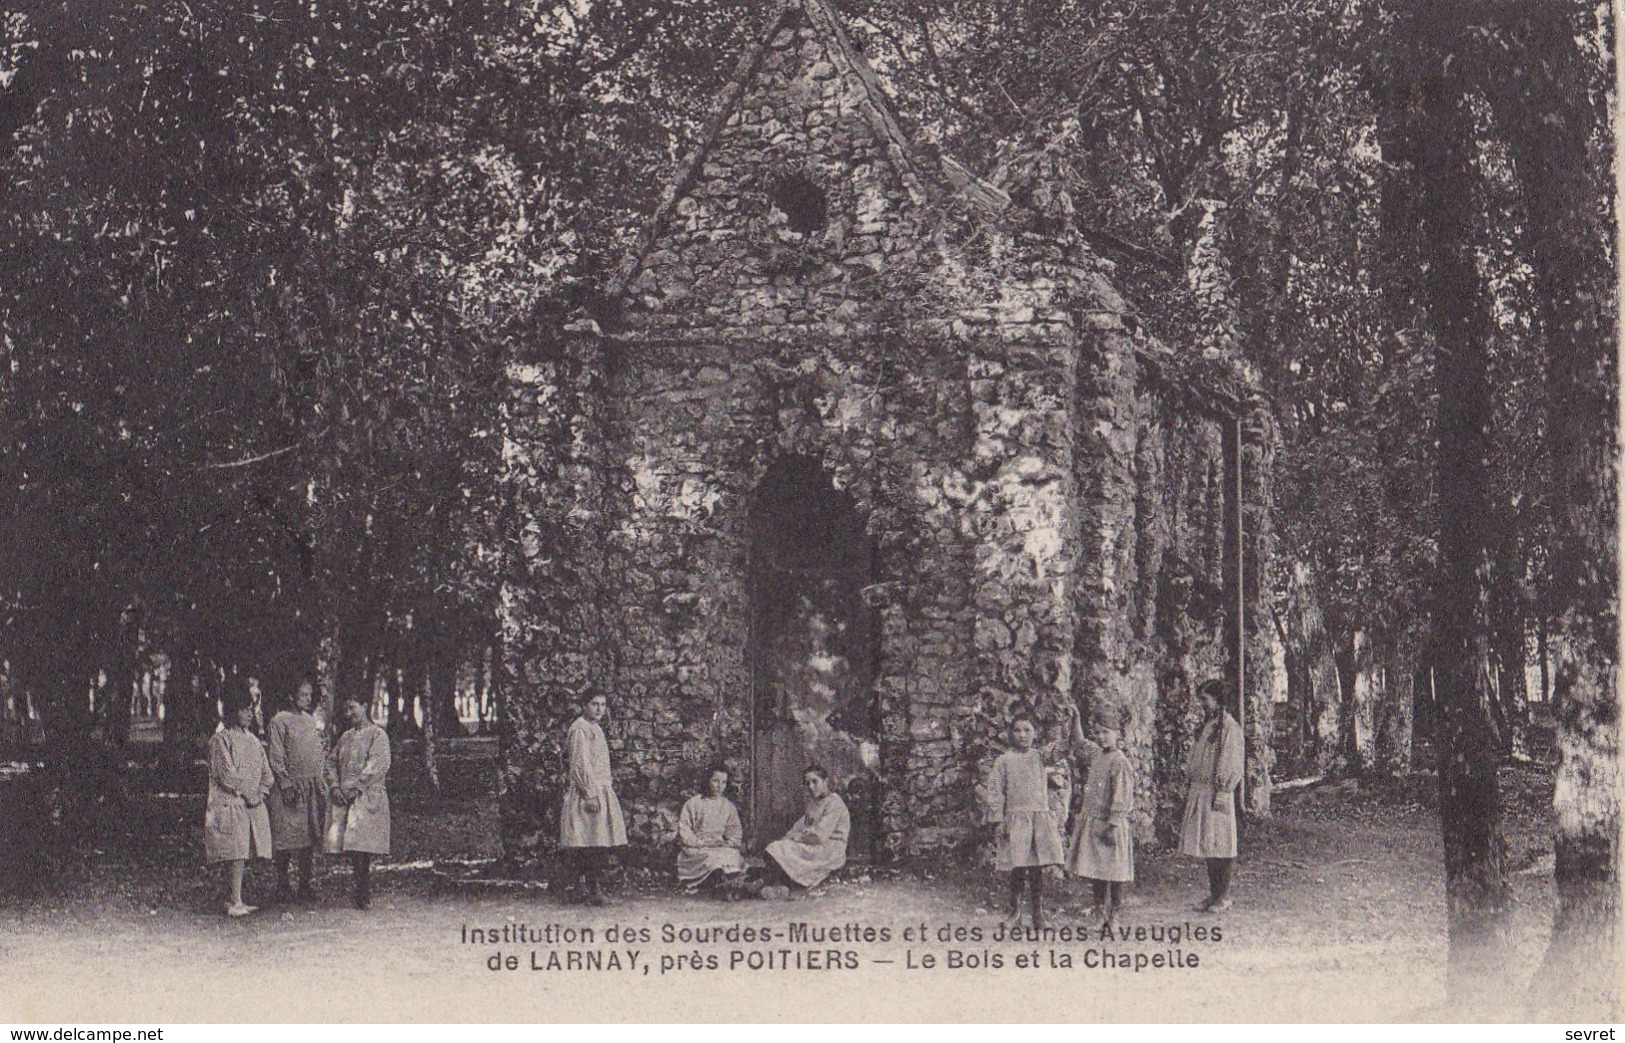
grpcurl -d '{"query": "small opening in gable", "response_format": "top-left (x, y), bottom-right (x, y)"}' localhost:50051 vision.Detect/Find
top-left (770, 173), bottom-right (829, 236)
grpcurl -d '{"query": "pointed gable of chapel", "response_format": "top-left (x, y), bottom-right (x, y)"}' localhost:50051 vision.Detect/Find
top-left (605, 0), bottom-right (1065, 339)
top-left (603, 0), bottom-right (1261, 415)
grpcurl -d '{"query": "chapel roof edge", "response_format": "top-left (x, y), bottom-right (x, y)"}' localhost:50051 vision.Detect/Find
top-left (603, 0), bottom-right (1010, 306)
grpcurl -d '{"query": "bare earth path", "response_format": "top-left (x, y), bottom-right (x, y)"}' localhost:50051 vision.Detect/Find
top-left (0, 769), bottom-right (1558, 1022)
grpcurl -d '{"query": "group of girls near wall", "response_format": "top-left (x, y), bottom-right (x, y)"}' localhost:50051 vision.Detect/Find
top-left (558, 693), bottom-right (850, 904)
top-left (989, 679), bottom-right (1243, 928)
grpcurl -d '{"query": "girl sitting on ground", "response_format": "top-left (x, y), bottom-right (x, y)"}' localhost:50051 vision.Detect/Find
top-left (676, 764), bottom-right (747, 895)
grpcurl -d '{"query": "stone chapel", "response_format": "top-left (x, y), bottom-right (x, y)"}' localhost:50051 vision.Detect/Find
top-left (498, 0), bottom-right (1275, 864)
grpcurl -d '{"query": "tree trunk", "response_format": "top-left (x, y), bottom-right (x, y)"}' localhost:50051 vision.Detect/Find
top-left (1307, 632), bottom-right (1342, 772)
top-left (338, 620), bottom-right (376, 713)
top-left (194, 661), bottom-right (222, 742)
top-left (100, 628), bottom-right (135, 751)
top-left (1277, 624), bottom-right (1309, 778)
top-left (1388, 3), bottom-right (1518, 1006)
top-left (98, 604), bottom-right (140, 750)
top-left (433, 653), bottom-right (462, 737)
top-left (389, 657), bottom-right (419, 738)
top-left (477, 645), bottom-right (492, 733)
top-left (421, 666), bottom-right (441, 799)
top-left (1333, 633), bottom-right (1361, 774)
top-left (1374, 649), bottom-right (1415, 775)
top-left (1283, 565), bottom-right (1342, 775)
top-left (1478, 2), bottom-right (1619, 1017)
top-left (489, 643), bottom-right (504, 743)
top-left (1534, 638), bottom-right (1620, 1018)
top-left (1494, 630), bottom-right (1531, 762)
top-left (317, 620), bottom-right (340, 726)
top-left (1349, 631), bottom-right (1381, 773)
top-left (38, 671), bottom-right (95, 786)
top-left (28, 611), bottom-right (116, 841)
top-left (160, 651), bottom-right (197, 786)
top-left (1536, 624), bottom-right (1551, 705)
top-left (1412, 664), bottom-right (1437, 762)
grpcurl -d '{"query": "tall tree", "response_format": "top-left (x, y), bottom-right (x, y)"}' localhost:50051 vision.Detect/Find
top-left (1381, 0), bottom-right (1516, 1007)
top-left (1475, 0), bottom-right (1619, 1017)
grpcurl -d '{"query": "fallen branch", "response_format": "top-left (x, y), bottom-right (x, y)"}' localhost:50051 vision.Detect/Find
top-left (197, 426), bottom-right (329, 471)
top-left (199, 443), bottom-right (300, 470)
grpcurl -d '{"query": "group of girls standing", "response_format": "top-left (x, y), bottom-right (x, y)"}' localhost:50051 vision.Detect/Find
top-left (206, 679), bottom-right (1240, 920)
top-left (204, 676), bottom-right (392, 916)
top-left (989, 701), bottom-right (1134, 929)
top-left (989, 679), bottom-right (1244, 928)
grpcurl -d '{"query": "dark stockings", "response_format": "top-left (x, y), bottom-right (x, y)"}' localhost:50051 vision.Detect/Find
top-left (1205, 858), bottom-right (1233, 902)
top-left (1090, 879), bottom-right (1125, 919)
top-left (1006, 868), bottom-right (1046, 928)
top-left (275, 849), bottom-right (314, 897)
top-left (350, 852), bottom-right (372, 909)
top-left (571, 848), bottom-right (612, 902)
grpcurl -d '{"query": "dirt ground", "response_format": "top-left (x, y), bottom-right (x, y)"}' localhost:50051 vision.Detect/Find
top-left (0, 762), bottom-right (1564, 1023)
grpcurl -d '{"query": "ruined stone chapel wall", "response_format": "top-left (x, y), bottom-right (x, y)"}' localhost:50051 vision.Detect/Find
top-left (496, 0), bottom-right (1272, 866)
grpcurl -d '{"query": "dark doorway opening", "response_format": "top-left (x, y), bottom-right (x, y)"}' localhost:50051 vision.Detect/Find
top-left (747, 456), bottom-right (881, 861)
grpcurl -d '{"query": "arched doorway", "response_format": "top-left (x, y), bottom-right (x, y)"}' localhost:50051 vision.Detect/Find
top-left (748, 456), bottom-right (881, 861)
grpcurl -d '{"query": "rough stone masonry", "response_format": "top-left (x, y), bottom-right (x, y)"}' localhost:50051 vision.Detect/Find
top-left (499, 0), bottom-right (1276, 868)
